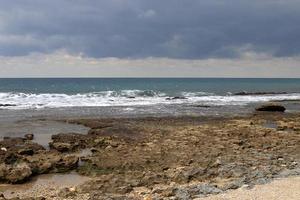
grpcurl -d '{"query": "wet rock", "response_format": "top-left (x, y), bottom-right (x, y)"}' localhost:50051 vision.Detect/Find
top-left (166, 96), bottom-right (188, 100)
top-left (24, 134), bottom-right (34, 140)
top-left (234, 91), bottom-right (287, 96)
top-left (255, 103), bottom-right (286, 112)
top-left (0, 104), bottom-right (16, 107)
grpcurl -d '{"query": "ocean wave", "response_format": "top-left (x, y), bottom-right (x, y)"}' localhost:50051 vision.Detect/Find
top-left (0, 90), bottom-right (300, 109)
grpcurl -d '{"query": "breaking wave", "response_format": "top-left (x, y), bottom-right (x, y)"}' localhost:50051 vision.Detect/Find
top-left (0, 90), bottom-right (300, 109)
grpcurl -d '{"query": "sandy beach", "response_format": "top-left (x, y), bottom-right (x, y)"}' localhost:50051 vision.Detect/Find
top-left (201, 176), bottom-right (300, 200)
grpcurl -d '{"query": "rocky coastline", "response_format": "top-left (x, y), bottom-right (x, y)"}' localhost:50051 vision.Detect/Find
top-left (0, 107), bottom-right (299, 199)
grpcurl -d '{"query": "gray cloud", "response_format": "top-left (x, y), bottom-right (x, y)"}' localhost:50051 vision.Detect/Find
top-left (0, 0), bottom-right (300, 58)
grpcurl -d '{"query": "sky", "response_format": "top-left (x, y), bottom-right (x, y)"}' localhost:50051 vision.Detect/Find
top-left (0, 0), bottom-right (300, 77)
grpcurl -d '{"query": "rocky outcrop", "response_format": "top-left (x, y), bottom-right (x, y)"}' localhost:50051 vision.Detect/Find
top-left (0, 138), bottom-right (44, 161)
top-left (255, 103), bottom-right (286, 112)
top-left (26, 152), bottom-right (79, 174)
top-left (49, 133), bottom-right (92, 152)
top-left (0, 162), bottom-right (32, 183)
top-left (0, 136), bottom-right (79, 183)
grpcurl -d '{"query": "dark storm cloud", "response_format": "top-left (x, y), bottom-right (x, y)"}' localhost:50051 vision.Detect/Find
top-left (0, 0), bottom-right (300, 58)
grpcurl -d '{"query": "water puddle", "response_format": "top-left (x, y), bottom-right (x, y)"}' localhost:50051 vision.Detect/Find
top-left (0, 120), bottom-right (89, 148)
top-left (0, 172), bottom-right (90, 199)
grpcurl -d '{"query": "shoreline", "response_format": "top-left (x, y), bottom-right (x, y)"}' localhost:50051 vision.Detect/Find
top-left (0, 110), bottom-right (299, 199)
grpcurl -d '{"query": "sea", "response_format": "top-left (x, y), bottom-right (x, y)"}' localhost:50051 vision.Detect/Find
top-left (0, 78), bottom-right (300, 119)
top-left (0, 78), bottom-right (300, 143)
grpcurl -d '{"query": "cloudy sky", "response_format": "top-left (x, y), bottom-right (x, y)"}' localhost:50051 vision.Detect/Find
top-left (0, 0), bottom-right (300, 77)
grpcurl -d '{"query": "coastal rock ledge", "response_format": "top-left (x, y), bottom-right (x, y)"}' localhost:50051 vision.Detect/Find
top-left (255, 103), bottom-right (286, 112)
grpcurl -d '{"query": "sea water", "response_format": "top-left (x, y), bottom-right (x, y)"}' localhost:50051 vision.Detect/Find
top-left (0, 78), bottom-right (300, 110)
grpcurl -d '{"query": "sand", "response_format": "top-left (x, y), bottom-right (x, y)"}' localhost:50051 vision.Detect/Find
top-left (200, 176), bottom-right (300, 200)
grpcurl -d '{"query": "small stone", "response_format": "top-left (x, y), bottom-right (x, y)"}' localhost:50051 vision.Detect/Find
top-left (24, 133), bottom-right (34, 140)
top-left (0, 147), bottom-right (7, 152)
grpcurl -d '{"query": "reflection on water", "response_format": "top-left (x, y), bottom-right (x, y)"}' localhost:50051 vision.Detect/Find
top-left (0, 172), bottom-right (90, 198)
top-left (0, 120), bottom-right (89, 148)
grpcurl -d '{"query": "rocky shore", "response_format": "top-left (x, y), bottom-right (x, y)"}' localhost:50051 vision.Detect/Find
top-left (0, 110), bottom-right (299, 199)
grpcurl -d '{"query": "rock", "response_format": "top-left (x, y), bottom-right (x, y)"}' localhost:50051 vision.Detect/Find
top-left (222, 178), bottom-right (246, 190)
top-left (88, 125), bottom-right (140, 140)
top-left (255, 103), bottom-right (286, 112)
top-left (193, 105), bottom-right (211, 108)
top-left (3, 153), bottom-right (19, 165)
top-left (174, 188), bottom-right (191, 200)
top-left (189, 184), bottom-right (223, 195)
top-left (17, 148), bottom-right (34, 155)
top-left (254, 178), bottom-right (271, 185)
top-left (25, 152), bottom-right (79, 174)
top-left (0, 194), bottom-right (6, 200)
top-left (58, 187), bottom-right (77, 198)
top-left (234, 91), bottom-right (287, 96)
top-left (0, 137), bottom-right (45, 159)
top-left (0, 104), bottom-right (16, 107)
top-left (166, 96), bottom-right (188, 100)
top-left (50, 133), bottom-right (90, 151)
top-left (55, 155), bottom-right (79, 172)
top-left (49, 142), bottom-right (72, 152)
top-left (2, 162), bottom-right (32, 183)
top-left (24, 133), bottom-right (34, 140)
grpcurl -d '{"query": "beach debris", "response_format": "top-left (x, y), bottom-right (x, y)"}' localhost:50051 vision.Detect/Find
top-left (255, 103), bottom-right (286, 112)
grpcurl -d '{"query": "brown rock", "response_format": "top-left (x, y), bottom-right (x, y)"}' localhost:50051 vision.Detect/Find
top-left (1, 163), bottom-right (32, 183)
top-left (49, 142), bottom-right (72, 152)
top-left (255, 103), bottom-right (286, 112)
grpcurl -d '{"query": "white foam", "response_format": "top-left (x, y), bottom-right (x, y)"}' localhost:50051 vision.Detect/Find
top-left (0, 91), bottom-right (299, 110)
